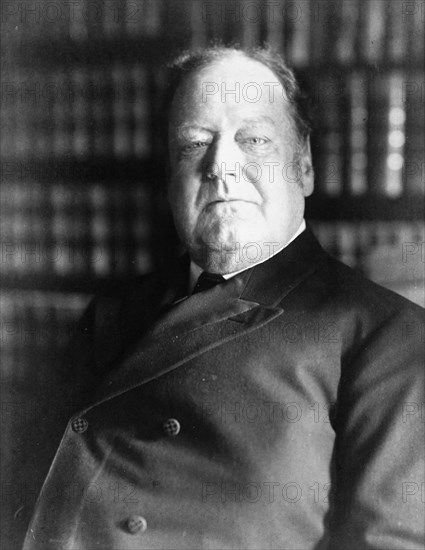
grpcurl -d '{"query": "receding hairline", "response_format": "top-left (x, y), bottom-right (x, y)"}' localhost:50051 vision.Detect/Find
top-left (171, 49), bottom-right (289, 99)
top-left (168, 51), bottom-right (295, 137)
top-left (161, 45), bottom-right (313, 152)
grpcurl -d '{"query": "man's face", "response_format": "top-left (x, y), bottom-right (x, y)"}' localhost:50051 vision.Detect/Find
top-left (167, 54), bottom-right (313, 273)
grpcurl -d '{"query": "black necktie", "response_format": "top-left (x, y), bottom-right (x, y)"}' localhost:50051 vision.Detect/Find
top-left (192, 272), bottom-right (225, 294)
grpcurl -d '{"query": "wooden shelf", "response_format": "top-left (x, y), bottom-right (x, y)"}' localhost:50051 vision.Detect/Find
top-left (9, 36), bottom-right (189, 67)
top-left (0, 158), bottom-right (165, 184)
top-left (5, 29), bottom-right (422, 71)
top-left (0, 273), bottom-right (135, 295)
top-left (306, 195), bottom-right (425, 221)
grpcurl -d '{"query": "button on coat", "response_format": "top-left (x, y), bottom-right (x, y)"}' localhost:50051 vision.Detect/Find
top-left (162, 418), bottom-right (180, 436)
top-left (71, 417), bottom-right (88, 433)
top-left (126, 515), bottom-right (147, 534)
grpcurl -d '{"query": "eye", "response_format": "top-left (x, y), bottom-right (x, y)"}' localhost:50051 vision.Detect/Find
top-left (247, 137), bottom-right (268, 145)
top-left (182, 141), bottom-right (208, 152)
top-left (245, 137), bottom-right (269, 145)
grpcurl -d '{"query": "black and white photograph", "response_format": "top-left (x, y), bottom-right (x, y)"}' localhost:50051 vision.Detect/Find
top-left (1, 1), bottom-right (424, 548)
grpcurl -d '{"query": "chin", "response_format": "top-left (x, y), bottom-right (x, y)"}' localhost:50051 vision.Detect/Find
top-left (201, 219), bottom-right (250, 248)
top-left (189, 220), bottom-right (267, 272)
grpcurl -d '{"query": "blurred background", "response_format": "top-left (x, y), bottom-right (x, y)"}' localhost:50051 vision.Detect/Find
top-left (1, 0), bottom-right (424, 547)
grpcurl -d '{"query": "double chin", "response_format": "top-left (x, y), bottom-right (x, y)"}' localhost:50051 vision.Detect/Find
top-left (188, 217), bottom-right (267, 273)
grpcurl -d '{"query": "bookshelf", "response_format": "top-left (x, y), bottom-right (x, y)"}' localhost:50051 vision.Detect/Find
top-left (0, 1), bottom-right (424, 546)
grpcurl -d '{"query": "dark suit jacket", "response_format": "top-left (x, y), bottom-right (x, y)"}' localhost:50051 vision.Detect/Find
top-left (23, 228), bottom-right (424, 550)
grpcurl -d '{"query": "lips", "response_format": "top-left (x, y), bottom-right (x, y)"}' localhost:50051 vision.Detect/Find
top-left (206, 199), bottom-right (253, 207)
top-left (210, 199), bottom-right (238, 204)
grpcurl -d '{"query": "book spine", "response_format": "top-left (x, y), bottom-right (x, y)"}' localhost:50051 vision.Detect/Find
top-left (0, 291), bottom-right (17, 382)
top-left (71, 67), bottom-right (91, 159)
top-left (309, 1), bottom-right (341, 65)
top-left (286, 1), bottom-right (311, 67)
top-left (361, 0), bottom-right (386, 64)
top-left (132, 65), bottom-right (150, 159)
top-left (405, 0), bottom-right (424, 65)
top-left (240, 1), bottom-right (262, 48)
top-left (348, 71), bottom-right (368, 195)
top-left (52, 68), bottom-right (73, 158)
top-left (125, 0), bottom-right (146, 37)
top-left (15, 68), bottom-right (33, 159)
top-left (404, 71), bottom-right (425, 196)
top-left (367, 71), bottom-right (406, 198)
top-left (384, 72), bottom-right (406, 197)
top-left (131, 184), bottom-right (153, 274)
top-left (316, 74), bottom-right (344, 196)
top-left (124, 0), bottom-right (166, 39)
top-left (102, 0), bottom-right (121, 38)
top-left (141, 0), bottom-right (163, 37)
top-left (50, 183), bottom-right (76, 277)
top-left (1, 67), bottom-right (18, 158)
top-left (190, 0), bottom-right (208, 48)
top-left (109, 185), bottom-right (129, 276)
top-left (264, 1), bottom-right (284, 51)
top-left (112, 62), bottom-right (133, 159)
top-left (89, 183), bottom-right (112, 277)
top-left (91, 67), bottom-right (114, 158)
top-left (69, 0), bottom-right (87, 41)
top-left (385, 0), bottom-right (408, 64)
top-left (335, 0), bottom-right (360, 64)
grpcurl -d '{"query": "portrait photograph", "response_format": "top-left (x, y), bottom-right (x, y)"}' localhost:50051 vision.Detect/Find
top-left (1, 1), bottom-right (424, 549)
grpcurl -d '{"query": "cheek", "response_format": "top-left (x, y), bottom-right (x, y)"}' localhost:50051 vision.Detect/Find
top-left (168, 179), bottom-right (200, 228)
top-left (169, 166), bottom-right (192, 198)
top-left (168, 179), bottom-right (187, 218)
top-left (260, 180), bottom-right (301, 218)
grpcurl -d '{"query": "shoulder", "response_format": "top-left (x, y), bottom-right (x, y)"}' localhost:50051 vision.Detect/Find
top-left (311, 256), bottom-right (424, 370)
top-left (312, 254), bottom-right (424, 320)
top-left (285, 252), bottom-right (424, 365)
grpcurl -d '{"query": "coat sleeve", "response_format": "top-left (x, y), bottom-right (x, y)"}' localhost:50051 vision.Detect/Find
top-left (328, 305), bottom-right (425, 549)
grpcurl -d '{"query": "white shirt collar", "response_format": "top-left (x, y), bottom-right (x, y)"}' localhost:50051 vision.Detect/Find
top-left (189, 219), bottom-right (306, 294)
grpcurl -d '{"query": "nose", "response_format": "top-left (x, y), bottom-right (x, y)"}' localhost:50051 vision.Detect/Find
top-left (203, 136), bottom-right (242, 188)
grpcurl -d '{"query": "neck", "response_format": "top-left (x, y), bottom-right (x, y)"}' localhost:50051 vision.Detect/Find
top-left (190, 241), bottom-right (282, 274)
top-left (189, 220), bottom-right (307, 275)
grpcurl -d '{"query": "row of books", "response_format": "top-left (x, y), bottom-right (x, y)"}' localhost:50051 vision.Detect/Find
top-left (1, 181), bottom-right (154, 279)
top-left (313, 220), bottom-right (425, 307)
top-left (4, 1), bottom-right (424, 66)
top-left (311, 220), bottom-right (425, 280)
top-left (1, 62), bottom-right (152, 160)
top-left (0, 290), bottom-right (90, 386)
top-left (2, 62), bottom-right (424, 196)
top-left (313, 69), bottom-right (424, 197)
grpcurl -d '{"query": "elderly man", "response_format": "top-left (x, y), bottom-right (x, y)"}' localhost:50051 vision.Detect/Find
top-left (24, 47), bottom-right (424, 550)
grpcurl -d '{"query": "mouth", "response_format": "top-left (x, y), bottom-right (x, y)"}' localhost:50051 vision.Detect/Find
top-left (205, 199), bottom-right (255, 208)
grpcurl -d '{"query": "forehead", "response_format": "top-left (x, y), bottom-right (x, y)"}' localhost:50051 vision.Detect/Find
top-left (169, 54), bottom-right (291, 129)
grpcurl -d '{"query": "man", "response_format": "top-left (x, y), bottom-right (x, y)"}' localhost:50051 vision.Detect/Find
top-left (24, 46), bottom-right (424, 549)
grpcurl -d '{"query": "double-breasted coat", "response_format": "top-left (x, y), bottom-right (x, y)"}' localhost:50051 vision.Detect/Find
top-left (23, 228), bottom-right (425, 549)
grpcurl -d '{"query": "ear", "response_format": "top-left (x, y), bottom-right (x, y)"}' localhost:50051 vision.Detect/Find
top-left (299, 137), bottom-right (314, 197)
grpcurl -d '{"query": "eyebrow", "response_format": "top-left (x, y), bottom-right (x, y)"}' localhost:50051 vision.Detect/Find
top-left (240, 116), bottom-right (276, 127)
top-left (174, 124), bottom-right (214, 135)
top-left (174, 116), bottom-right (276, 135)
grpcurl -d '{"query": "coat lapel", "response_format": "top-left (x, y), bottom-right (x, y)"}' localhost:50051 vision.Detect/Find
top-left (240, 225), bottom-right (328, 305)
top-left (82, 227), bottom-right (328, 413)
